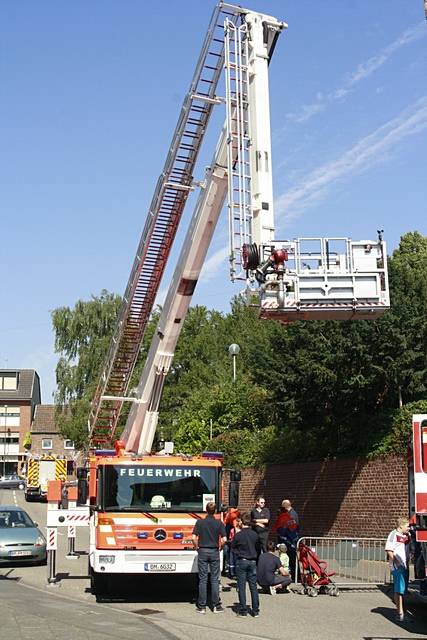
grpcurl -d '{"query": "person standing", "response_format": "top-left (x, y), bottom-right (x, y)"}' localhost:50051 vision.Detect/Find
top-left (224, 507), bottom-right (240, 578)
top-left (385, 517), bottom-right (410, 623)
top-left (251, 496), bottom-right (270, 553)
top-left (257, 540), bottom-right (292, 594)
top-left (231, 512), bottom-right (260, 617)
top-left (192, 502), bottom-right (227, 614)
top-left (272, 499), bottom-right (299, 581)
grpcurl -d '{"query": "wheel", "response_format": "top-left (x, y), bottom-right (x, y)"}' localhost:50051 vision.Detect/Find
top-left (308, 587), bottom-right (318, 597)
top-left (330, 586), bottom-right (340, 597)
top-left (90, 568), bottom-right (110, 597)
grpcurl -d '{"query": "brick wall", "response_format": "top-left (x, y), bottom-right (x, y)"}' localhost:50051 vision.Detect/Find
top-left (230, 455), bottom-right (408, 538)
top-left (30, 432), bottom-right (72, 457)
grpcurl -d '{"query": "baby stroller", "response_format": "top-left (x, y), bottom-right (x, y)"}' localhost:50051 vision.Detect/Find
top-left (298, 542), bottom-right (339, 597)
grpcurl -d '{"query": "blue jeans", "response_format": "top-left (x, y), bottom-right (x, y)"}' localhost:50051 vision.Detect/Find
top-left (236, 558), bottom-right (259, 614)
top-left (225, 542), bottom-right (236, 577)
top-left (197, 548), bottom-right (221, 608)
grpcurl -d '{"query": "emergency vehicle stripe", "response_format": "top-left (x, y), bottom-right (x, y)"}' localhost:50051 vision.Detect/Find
top-left (27, 460), bottom-right (39, 488)
top-left (55, 458), bottom-right (67, 480)
top-left (413, 419), bottom-right (423, 473)
top-left (111, 517), bottom-right (197, 526)
top-left (142, 512), bottom-right (159, 523)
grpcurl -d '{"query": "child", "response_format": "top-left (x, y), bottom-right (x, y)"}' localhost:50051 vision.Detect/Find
top-left (385, 517), bottom-right (410, 623)
top-left (277, 543), bottom-right (290, 571)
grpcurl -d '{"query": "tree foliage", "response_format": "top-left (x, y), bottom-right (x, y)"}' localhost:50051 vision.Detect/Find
top-left (52, 290), bottom-right (122, 446)
top-left (52, 232), bottom-right (427, 465)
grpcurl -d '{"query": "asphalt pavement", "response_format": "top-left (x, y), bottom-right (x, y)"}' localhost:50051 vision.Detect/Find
top-left (1, 487), bottom-right (427, 640)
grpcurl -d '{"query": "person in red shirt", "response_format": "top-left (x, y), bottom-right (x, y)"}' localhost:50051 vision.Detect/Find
top-left (224, 507), bottom-right (240, 578)
top-left (272, 499), bottom-right (300, 581)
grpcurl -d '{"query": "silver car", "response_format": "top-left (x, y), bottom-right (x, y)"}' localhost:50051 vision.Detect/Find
top-left (0, 475), bottom-right (26, 490)
top-left (0, 506), bottom-right (47, 564)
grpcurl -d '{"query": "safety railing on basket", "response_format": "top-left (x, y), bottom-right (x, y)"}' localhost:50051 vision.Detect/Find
top-left (295, 536), bottom-right (391, 588)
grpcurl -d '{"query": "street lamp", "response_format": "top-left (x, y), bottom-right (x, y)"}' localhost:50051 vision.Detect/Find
top-left (228, 344), bottom-right (240, 382)
top-left (2, 405), bottom-right (7, 477)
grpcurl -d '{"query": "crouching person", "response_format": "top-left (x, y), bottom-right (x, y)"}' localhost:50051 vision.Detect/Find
top-left (257, 541), bottom-right (292, 595)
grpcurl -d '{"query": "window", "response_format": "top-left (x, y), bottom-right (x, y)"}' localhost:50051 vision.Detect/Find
top-left (0, 407), bottom-right (20, 417)
top-left (64, 440), bottom-right (74, 450)
top-left (0, 407), bottom-right (20, 429)
top-left (101, 465), bottom-right (218, 512)
top-left (0, 374), bottom-right (18, 391)
top-left (42, 439), bottom-right (53, 450)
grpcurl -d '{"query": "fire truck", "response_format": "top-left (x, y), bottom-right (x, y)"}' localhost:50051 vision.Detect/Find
top-left (77, 2), bottom-right (389, 594)
top-left (25, 454), bottom-right (67, 501)
top-left (410, 414), bottom-right (427, 588)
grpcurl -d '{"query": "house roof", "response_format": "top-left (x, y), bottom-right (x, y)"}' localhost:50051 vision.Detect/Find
top-left (0, 369), bottom-right (40, 402)
top-left (31, 404), bottom-right (57, 434)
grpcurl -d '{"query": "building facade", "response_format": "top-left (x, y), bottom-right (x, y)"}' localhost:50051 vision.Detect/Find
top-left (29, 404), bottom-right (75, 475)
top-left (0, 369), bottom-right (41, 476)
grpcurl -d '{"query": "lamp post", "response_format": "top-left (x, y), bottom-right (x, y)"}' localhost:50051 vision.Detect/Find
top-left (228, 344), bottom-right (240, 382)
top-left (2, 405), bottom-right (7, 477)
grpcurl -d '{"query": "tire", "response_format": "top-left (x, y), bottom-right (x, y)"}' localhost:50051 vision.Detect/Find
top-left (308, 587), bottom-right (318, 597)
top-left (90, 568), bottom-right (110, 597)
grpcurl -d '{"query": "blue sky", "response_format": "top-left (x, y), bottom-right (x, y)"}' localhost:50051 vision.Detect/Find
top-left (1, 1), bottom-right (426, 402)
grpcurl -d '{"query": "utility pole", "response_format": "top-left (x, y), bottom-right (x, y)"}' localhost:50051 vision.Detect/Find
top-left (2, 405), bottom-right (7, 477)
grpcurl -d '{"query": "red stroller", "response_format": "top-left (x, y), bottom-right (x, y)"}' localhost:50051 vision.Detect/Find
top-left (298, 543), bottom-right (339, 597)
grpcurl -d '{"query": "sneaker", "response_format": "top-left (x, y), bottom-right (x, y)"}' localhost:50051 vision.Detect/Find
top-left (196, 607), bottom-right (206, 615)
top-left (252, 611), bottom-right (260, 618)
top-left (213, 605), bottom-right (225, 613)
top-left (269, 586), bottom-right (277, 595)
top-left (236, 611), bottom-right (248, 617)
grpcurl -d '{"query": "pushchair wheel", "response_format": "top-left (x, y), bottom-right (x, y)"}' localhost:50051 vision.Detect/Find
top-left (307, 586), bottom-right (318, 597)
top-left (329, 586), bottom-right (339, 597)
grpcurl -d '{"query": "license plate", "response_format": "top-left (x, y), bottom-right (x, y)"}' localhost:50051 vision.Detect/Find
top-left (144, 562), bottom-right (176, 572)
top-left (9, 550), bottom-right (32, 557)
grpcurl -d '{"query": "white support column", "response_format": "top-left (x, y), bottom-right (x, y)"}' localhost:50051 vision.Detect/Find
top-left (245, 12), bottom-right (277, 247)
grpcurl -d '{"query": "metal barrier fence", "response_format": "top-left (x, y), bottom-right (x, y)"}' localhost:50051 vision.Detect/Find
top-left (295, 536), bottom-right (391, 588)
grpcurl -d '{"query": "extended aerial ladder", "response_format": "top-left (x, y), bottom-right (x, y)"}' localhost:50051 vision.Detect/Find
top-left (88, 2), bottom-right (390, 455)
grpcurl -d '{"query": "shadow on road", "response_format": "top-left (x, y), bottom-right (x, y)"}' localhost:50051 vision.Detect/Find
top-left (56, 572), bottom-right (89, 581)
top-left (94, 573), bottom-right (198, 605)
top-left (371, 604), bottom-right (427, 637)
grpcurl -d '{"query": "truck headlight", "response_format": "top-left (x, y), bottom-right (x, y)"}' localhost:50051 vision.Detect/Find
top-left (99, 555), bottom-right (115, 564)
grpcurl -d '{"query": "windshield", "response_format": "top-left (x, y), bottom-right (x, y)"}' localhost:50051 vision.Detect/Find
top-left (101, 465), bottom-right (218, 512)
top-left (0, 510), bottom-right (35, 528)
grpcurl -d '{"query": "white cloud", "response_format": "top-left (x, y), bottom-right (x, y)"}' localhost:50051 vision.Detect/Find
top-left (345, 23), bottom-right (425, 87)
top-left (286, 102), bottom-right (325, 123)
top-left (286, 23), bottom-right (426, 124)
top-left (200, 245), bottom-right (229, 283)
top-left (276, 96), bottom-right (427, 222)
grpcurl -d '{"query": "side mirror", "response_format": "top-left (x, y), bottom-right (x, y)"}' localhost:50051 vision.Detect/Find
top-left (33, 522), bottom-right (38, 527)
top-left (228, 481), bottom-right (240, 508)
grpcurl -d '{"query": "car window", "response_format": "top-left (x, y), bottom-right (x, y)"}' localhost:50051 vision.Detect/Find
top-left (0, 510), bottom-right (34, 528)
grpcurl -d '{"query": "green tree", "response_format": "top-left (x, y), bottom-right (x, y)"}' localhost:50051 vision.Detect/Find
top-left (52, 290), bottom-right (122, 446)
